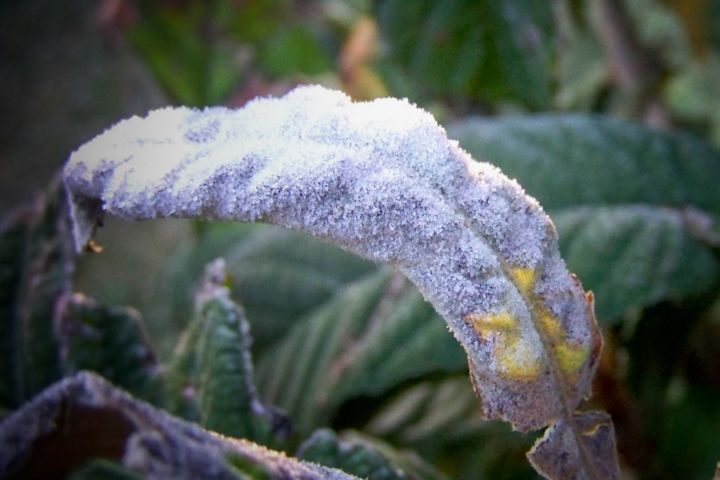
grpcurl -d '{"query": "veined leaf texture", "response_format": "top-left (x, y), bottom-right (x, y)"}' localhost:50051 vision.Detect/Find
top-left (63, 86), bottom-right (619, 479)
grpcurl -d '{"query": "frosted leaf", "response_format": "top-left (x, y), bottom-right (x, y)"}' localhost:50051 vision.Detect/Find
top-left (528, 411), bottom-right (620, 480)
top-left (63, 85), bottom-right (614, 477)
top-left (0, 372), bottom-right (356, 479)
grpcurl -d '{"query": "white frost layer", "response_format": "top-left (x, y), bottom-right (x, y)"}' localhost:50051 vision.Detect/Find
top-left (64, 85), bottom-right (598, 430)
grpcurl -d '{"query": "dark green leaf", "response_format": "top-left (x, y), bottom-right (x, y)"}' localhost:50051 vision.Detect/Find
top-left (166, 259), bottom-right (288, 445)
top-left (163, 223), bottom-right (377, 350)
top-left (365, 378), bottom-right (537, 480)
top-left (665, 56), bottom-right (720, 147)
top-left (257, 25), bottom-right (333, 78)
top-left (166, 224), bottom-right (465, 437)
top-left (254, 268), bottom-right (464, 436)
top-left (164, 312), bottom-right (203, 422)
top-left (0, 179), bottom-right (72, 409)
top-left (449, 115), bottom-right (720, 212)
top-left (553, 206), bottom-right (718, 319)
top-left (449, 114), bottom-right (720, 322)
top-left (0, 372), bottom-right (355, 480)
top-left (59, 294), bottom-right (161, 403)
top-left (298, 429), bottom-right (448, 480)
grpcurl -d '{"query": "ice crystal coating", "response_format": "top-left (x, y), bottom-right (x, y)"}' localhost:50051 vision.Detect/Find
top-left (63, 85), bottom-right (601, 431)
top-left (0, 372), bottom-right (356, 479)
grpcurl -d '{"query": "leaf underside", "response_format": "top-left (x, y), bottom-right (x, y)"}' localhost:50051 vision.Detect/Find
top-left (62, 85), bottom-right (618, 478)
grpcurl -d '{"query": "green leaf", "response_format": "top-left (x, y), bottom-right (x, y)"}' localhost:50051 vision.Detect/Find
top-left (0, 179), bottom-right (72, 409)
top-left (164, 309), bottom-right (203, 422)
top-left (255, 268), bottom-right (465, 436)
top-left (449, 114), bottom-right (720, 322)
top-left (166, 259), bottom-right (288, 445)
top-left (163, 223), bottom-right (377, 350)
top-left (166, 223), bottom-right (465, 436)
top-left (554, 30), bottom-right (606, 110)
top-left (58, 294), bottom-right (161, 403)
top-left (375, 0), bottom-right (553, 108)
top-left (298, 429), bottom-right (448, 480)
top-left (553, 206), bottom-right (718, 319)
top-left (365, 377), bottom-right (537, 480)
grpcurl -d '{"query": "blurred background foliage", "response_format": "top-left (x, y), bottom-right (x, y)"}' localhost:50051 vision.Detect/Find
top-left (2, 0), bottom-right (720, 479)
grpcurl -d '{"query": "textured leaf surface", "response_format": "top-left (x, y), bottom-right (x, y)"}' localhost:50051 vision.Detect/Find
top-left (528, 411), bottom-right (620, 480)
top-left (163, 222), bottom-right (465, 434)
top-left (449, 115), bottom-right (720, 321)
top-left (298, 429), bottom-right (448, 480)
top-left (0, 372), bottom-right (356, 480)
top-left (59, 294), bottom-right (161, 403)
top-left (365, 377), bottom-right (536, 480)
top-left (163, 223), bottom-right (377, 349)
top-left (165, 259), bottom-right (287, 444)
top-left (553, 207), bottom-right (718, 319)
top-left (375, 0), bottom-right (553, 108)
top-left (0, 180), bottom-right (72, 410)
top-left (254, 267), bottom-right (464, 435)
top-left (63, 86), bottom-right (614, 477)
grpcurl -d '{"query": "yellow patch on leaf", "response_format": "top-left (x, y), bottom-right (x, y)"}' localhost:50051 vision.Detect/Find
top-left (464, 311), bottom-right (516, 337)
top-left (539, 310), bottom-right (563, 338)
top-left (535, 308), bottom-right (589, 375)
top-left (509, 267), bottom-right (536, 294)
top-left (464, 311), bottom-right (541, 381)
top-left (555, 342), bottom-right (590, 374)
top-left (496, 343), bottom-right (542, 381)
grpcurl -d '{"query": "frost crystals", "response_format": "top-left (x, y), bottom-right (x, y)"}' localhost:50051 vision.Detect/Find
top-left (63, 85), bottom-right (619, 479)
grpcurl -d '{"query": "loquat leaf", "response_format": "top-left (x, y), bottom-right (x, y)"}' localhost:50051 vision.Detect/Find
top-left (62, 86), bottom-right (618, 478)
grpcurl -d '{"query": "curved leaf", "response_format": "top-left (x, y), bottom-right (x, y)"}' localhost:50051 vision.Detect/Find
top-left (254, 267), bottom-right (464, 435)
top-left (165, 223), bottom-right (465, 434)
top-left (165, 259), bottom-right (287, 445)
top-left (554, 206), bottom-right (719, 319)
top-left (365, 377), bottom-right (536, 480)
top-left (0, 372), bottom-right (357, 480)
top-left (449, 115), bottom-right (720, 321)
top-left (163, 223), bottom-right (377, 349)
top-left (0, 179), bottom-right (72, 409)
top-left (298, 429), bottom-right (448, 480)
top-left (63, 86), bottom-right (616, 477)
top-left (59, 293), bottom-right (161, 403)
